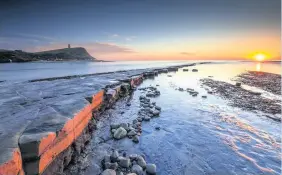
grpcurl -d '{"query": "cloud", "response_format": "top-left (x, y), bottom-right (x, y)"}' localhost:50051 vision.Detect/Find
top-left (180, 52), bottom-right (194, 55)
top-left (125, 36), bottom-right (136, 41)
top-left (111, 34), bottom-right (119, 37)
top-left (0, 33), bottom-right (56, 42)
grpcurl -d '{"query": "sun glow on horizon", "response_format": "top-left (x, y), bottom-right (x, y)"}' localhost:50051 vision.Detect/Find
top-left (253, 53), bottom-right (267, 61)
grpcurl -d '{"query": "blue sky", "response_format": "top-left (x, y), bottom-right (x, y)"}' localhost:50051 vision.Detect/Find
top-left (0, 0), bottom-right (280, 60)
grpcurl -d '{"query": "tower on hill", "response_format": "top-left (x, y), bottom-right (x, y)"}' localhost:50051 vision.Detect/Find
top-left (68, 44), bottom-right (71, 48)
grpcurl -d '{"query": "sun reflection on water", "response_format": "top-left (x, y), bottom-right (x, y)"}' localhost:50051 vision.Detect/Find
top-left (256, 62), bottom-right (261, 71)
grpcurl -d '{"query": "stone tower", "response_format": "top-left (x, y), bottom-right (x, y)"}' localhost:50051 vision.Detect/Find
top-left (68, 44), bottom-right (71, 48)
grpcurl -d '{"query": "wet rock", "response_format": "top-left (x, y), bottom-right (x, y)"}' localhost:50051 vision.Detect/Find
top-left (178, 88), bottom-right (184, 91)
top-left (118, 157), bottom-right (131, 168)
top-left (144, 116), bottom-right (150, 121)
top-left (137, 156), bottom-right (146, 168)
top-left (102, 169), bottom-right (116, 175)
top-left (120, 123), bottom-right (129, 130)
top-left (235, 82), bottom-right (241, 87)
top-left (137, 117), bottom-right (143, 122)
top-left (155, 106), bottom-right (161, 111)
top-left (155, 126), bottom-right (160, 130)
top-left (113, 127), bottom-right (127, 139)
top-left (192, 93), bottom-right (198, 97)
top-left (111, 150), bottom-right (119, 162)
top-left (207, 91), bottom-right (213, 94)
top-left (111, 124), bottom-right (120, 129)
top-left (152, 102), bottom-right (156, 105)
top-left (131, 164), bottom-right (143, 175)
top-left (129, 154), bottom-right (138, 161)
top-left (126, 103), bottom-right (131, 106)
top-left (127, 130), bottom-right (137, 136)
top-left (122, 152), bottom-right (127, 157)
top-left (132, 136), bottom-right (139, 143)
top-left (104, 155), bottom-right (111, 163)
top-left (111, 129), bottom-right (117, 133)
top-left (116, 171), bottom-right (124, 175)
top-left (133, 119), bottom-right (138, 124)
top-left (146, 164), bottom-right (157, 174)
top-left (152, 110), bottom-right (160, 116)
top-left (192, 69), bottom-right (198, 72)
top-left (105, 162), bottom-right (118, 170)
top-left (202, 95), bottom-right (207, 98)
top-left (183, 69), bottom-right (189, 72)
top-left (167, 75), bottom-right (172, 77)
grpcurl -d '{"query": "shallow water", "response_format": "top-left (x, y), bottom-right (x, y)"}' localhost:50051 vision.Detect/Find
top-left (80, 62), bottom-right (281, 175)
top-left (0, 60), bottom-right (199, 81)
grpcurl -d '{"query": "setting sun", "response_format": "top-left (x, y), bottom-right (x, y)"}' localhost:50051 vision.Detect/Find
top-left (254, 53), bottom-right (266, 61)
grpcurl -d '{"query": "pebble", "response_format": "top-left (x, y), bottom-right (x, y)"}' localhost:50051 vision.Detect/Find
top-left (127, 130), bottom-right (137, 136)
top-left (131, 164), bottom-right (143, 175)
top-left (155, 106), bottom-right (161, 110)
top-left (110, 124), bottom-right (120, 129)
top-left (235, 82), bottom-right (241, 87)
top-left (144, 117), bottom-right (150, 121)
top-left (155, 126), bottom-right (160, 130)
top-left (132, 135), bottom-right (139, 143)
top-left (101, 169), bottom-right (116, 175)
top-left (118, 157), bottom-right (131, 168)
top-left (113, 127), bottom-right (127, 139)
top-left (110, 150), bottom-right (119, 162)
top-left (104, 162), bottom-right (118, 170)
top-left (146, 164), bottom-right (157, 174)
top-left (137, 156), bottom-right (146, 168)
top-left (202, 95), bottom-right (207, 98)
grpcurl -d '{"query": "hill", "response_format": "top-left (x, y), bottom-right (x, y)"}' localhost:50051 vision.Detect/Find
top-left (0, 47), bottom-right (96, 63)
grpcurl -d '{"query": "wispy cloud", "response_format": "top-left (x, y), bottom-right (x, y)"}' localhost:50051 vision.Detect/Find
top-left (180, 52), bottom-right (194, 55)
top-left (0, 33), bottom-right (56, 42)
top-left (125, 36), bottom-right (136, 41)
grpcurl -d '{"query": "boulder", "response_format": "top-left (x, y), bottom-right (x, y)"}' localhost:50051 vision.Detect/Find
top-left (146, 164), bottom-right (157, 174)
top-left (127, 130), bottom-right (137, 136)
top-left (132, 136), bottom-right (139, 143)
top-left (131, 164), bottom-right (143, 175)
top-left (118, 157), bottom-right (131, 168)
top-left (102, 169), bottom-right (116, 175)
top-left (110, 150), bottom-right (119, 162)
top-left (104, 162), bottom-right (118, 170)
top-left (137, 156), bottom-right (146, 168)
top-left (113, 127), bottom-right (127, 139)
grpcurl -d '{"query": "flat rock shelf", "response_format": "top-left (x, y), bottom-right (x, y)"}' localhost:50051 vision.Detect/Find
top-left (0, 63), bottom-right (195, 175)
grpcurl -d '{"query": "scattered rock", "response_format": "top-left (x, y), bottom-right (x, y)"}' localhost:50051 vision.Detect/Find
top-left (113, 127), bottom-right (127, 139)
top-left (144, 117), bottom-right (150, 121)
top-left (137, 156), bottom-right (146, 168)
top-left (105, 162), bottom-right (118, 170)
top-left (235, 82), bottom-right (241, 87)
top-left (183, 69), bottom-right (189, 72)
top-left (127, 130), bottom-right (137, 136)
top-left (104, 155), bottom-right (111, 163)
top-left (110, 150), bottom-right (119, 162)
top-left (116, 171), bottom-right (124, 175)
top-left (192, 69), bottom-right (198, 72)
top-left (111, 124), bottom-right (120, 129)
top-left (132, 136), bottom-right (139, 143)
top-left (202, 95), bottom-right (207, 98)
top-left (120, 123), bottom-right (129, 131)
top-left (131, 164), bottom-right (143, 175)
top-left (146, 164), bottom-right (157, 174)
top-left (129, 154), bottom-right (138, 161)
top-left (155, 106), bottom-right (161, 111)
top-left (155, 126), bottom-right (160, 130)
top-left (102, 169), bottom-right (116, 175)
top-left (118, 157), bottom-right (131, 168)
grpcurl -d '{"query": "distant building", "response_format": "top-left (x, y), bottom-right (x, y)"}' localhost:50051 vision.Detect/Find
top-left (68, 44), bottom-right (71, 48)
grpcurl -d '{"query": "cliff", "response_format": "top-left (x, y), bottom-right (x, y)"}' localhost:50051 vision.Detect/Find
top-left (0, 47), bottom-right (96, 63)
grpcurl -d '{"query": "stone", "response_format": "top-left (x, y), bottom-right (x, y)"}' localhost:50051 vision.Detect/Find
top-left (111, 124), bottom-right (120, 129)
top-left (235, 82), bottom-right (241, 87)
top-left (152, 110), bottom-right (160, 116)
top-left (202, 95), bottom-right (207, 98)
top-left (101, 169), bottom-right (116, 175)
top-left (152, 102), bottom-right (156, 105)
top-left (144, 117), bottom-right (150, 121)
top-left (118, 157), bottom-right (131, 168)
top-left (127, 130), bottom-right (137, 136)
top-left (105, 162), bottom-right (118, 170)
top-left (126, 103), bottom-right (131, 106)
top-left (129, 154), bottom-right (138, 160)
top-left (155, 106), bottom-right (161, 111)
top-left (155, 126), bottom-right (160, 130)
top-left (132, 136), bottom-right (139, 143)
top-left (133, 119), bottom-right (138, 124)
top-left (137, 117), bottom-right (143, 122)
top-left (183, 69), bottom-right (189, 72)
top-left (120, 123), bottom-right (129, 130)
top-left (111, 129), bottom-right (117, 133)
top-left (116, 171), bottom-right (124, 175)
top-left (131, 164), bottom-right (143, 175)
top-left (113, 127), bottom-right (127, 139)
top-left (146, 164), bottom-right (157, 174)
top-left (178, 88), bottom-right (184, 91)
top-left (127, 174), bottom-right (137, 175)
top-left (192, 69), bottom-right (198, 72)
top-left (110, 150), bottom-right (119, 162)
top-left (137, 156), bottom-right (146, 168)
top-left (104, 155), bottom-right (111, 163)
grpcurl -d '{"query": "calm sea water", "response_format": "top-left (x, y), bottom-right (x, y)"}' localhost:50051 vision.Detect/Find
top-left (0, 60), bottom-right (280, 81)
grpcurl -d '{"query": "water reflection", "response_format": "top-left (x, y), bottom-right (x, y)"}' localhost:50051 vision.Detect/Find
top-left (256, 62), bottom-right (261, 71)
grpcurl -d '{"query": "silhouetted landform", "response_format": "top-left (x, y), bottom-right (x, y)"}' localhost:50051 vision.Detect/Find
top-left (0, 47), bottom-right (97, 63)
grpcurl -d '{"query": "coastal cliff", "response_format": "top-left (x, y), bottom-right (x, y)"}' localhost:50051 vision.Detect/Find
top-left (0, 47), bottom-right (96, 63)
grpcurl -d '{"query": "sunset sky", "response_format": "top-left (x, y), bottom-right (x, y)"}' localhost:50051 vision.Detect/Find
top-left (0, 0), bottom-right (280, 61)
